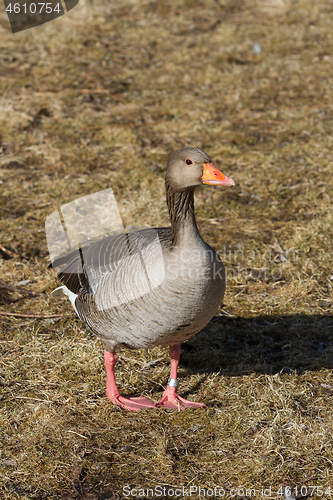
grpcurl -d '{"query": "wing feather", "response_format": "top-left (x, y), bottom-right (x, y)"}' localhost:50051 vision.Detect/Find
top-left (50, 228), bottom-right (172, 303)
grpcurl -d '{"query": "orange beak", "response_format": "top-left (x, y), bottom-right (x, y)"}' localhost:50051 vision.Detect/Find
top-left (201, 163), bottom-right (236, 187)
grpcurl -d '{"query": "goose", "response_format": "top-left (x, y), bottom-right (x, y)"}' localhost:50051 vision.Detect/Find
top-left (50, 148), bottom-right (235, 410)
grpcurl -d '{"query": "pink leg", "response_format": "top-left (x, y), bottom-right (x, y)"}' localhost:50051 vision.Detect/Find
top-left (104, 350), bottom-right (155, 411)
top-left (155, 344), bottom-right (206, 409)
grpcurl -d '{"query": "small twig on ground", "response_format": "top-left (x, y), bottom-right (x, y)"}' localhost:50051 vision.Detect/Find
top-left (0, 312), bottom-right (63, 319)
top-left (0, 206), bottom-right (11, 213)
top-left (80, 88), bottom-right (126, 100)
top-left (119, 355), bottom-right (164, 371)
top-left (119, 355), bottom-right (145, 366)
top-left (79, 120), bottom-right (168, 131)
top-left (139, 358), bottom-right (164, 371)
top-left (0, 244), bottom-right (19, 259)
top-left (67, 430), bottom-right (89, 439)
top-left (16, 396), bottom-right (53, 403)
top-left (0, 279), bottom-right (43, 297)
top-left (1, 297), bottom-right (28, 305)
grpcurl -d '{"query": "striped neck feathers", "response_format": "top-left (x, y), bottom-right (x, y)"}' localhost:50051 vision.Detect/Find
top-left (165, 180), bottom-right (198, 246)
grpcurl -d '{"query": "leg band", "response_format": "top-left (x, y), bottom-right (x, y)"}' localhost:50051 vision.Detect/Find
top-left (168, 378), bottom-right (178, 388)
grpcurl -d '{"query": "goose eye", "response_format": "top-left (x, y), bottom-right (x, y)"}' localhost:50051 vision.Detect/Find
top-left (185, 159), bottom-right (193, 165)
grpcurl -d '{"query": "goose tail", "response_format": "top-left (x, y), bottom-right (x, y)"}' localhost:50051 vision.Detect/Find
top-left (51, 285), bottom-right (79, 315)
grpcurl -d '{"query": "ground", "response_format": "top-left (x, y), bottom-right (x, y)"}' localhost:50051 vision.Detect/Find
top-left (1, 0), bottom-right (333, 498)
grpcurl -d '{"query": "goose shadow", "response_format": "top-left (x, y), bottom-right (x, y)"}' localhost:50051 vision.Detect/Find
top-left (179, 313), bottom-right (333, 381)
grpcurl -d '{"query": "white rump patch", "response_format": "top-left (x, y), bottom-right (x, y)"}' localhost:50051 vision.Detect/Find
top-left (51, 285), bottom-right (79, 315)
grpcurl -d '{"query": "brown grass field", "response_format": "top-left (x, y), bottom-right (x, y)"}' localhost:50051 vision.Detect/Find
top-left (1, 0), bottom-right (333, 498)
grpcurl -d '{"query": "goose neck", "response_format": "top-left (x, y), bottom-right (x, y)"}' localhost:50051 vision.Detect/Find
top-left (165, 181), bottom-right (199, 246)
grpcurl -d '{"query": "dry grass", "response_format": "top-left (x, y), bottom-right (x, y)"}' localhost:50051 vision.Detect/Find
top-left (1, 0), bottom-right (333, 498)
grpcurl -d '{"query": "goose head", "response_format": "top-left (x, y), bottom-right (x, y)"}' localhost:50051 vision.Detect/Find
top-left (165, 147), bottom-right (235, 191)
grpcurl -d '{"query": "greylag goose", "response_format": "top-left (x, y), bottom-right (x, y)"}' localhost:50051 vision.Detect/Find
top-left (50, 148), bottom-right (235, 410)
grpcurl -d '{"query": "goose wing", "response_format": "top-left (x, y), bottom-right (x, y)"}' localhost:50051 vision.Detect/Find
top-left (50, 227), bottom-right (172, 308)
